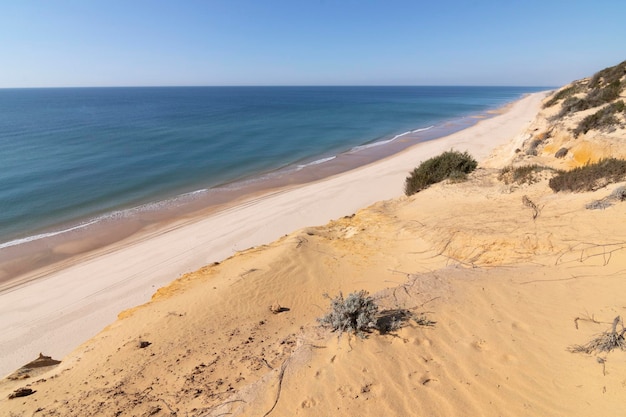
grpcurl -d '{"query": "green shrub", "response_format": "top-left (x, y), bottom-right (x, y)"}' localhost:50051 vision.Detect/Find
top-left (548, 158), bottom-right (626, 192)
top-left (573, 100), bottom-right (625, 137)
top-left (499, 164), bottom-right (554, 185)
top-left (405, 150), bottom-right (477, 196)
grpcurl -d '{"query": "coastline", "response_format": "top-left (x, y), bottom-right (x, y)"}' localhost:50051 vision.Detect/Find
top-left (0, 90), bottom-right (536, 285)
top-left (0, 91), bottom-right (548, 378)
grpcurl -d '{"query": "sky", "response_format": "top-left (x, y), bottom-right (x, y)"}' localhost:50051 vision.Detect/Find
top-left (1, 0), bottom-right (624, 88)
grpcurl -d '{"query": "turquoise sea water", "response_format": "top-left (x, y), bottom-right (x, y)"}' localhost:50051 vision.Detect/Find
top-left (0, 86), bottom-right (546, 253)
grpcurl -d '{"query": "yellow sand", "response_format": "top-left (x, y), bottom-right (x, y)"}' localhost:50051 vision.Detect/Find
top-left (2, 91), bottom-right (626, 416)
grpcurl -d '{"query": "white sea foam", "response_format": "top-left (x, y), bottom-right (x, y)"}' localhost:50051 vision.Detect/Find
top-left (350, 126), bottom-right (434, 152)
top-left (296, 156), bottom-right (337, 170)
top-left (0, 189), bottom-right (215, 250)
top-left (0, 219), bottom-right (100, 249)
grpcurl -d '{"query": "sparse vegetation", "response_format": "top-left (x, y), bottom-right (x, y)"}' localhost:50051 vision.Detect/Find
top-left (569, 316), bottom-right (626, 354)
top-left (589, 60), bottom-right (626, 89)
top-left (544, 83), bottom-right (585, 108)
top-left (585, 185), bottom-right (626, 210)
top-left (573, 100), bottom-right (625, 137)
top-left (554, 61), bottom-right (625, 119)
top-left (525, 138), bottom-right (543, 156)
top-left (548, 158), bottom-right (626, 192)
top-left (405, 150), bottom-right (477, 196)
top-left (499, 164), bottom-right (554, 185)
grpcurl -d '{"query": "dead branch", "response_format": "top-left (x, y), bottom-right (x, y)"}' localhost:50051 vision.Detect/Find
top-left (569, 316), bottom-right (626, 354)
top-left (522, 195), bottom-right (540, 219)
top-left (261, 359), bottom-right (290, 417)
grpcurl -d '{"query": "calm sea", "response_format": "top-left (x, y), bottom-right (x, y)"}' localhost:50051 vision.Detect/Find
top-left (0, 86), bottom-right (545, 264)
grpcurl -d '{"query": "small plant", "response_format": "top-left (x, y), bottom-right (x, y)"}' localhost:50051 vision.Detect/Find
top-left (405, 150), bottom-right (477, 196)
top-left (318, 291), bottom-right (379, 337)
top-left (548, 158), bottom-right (626, 192)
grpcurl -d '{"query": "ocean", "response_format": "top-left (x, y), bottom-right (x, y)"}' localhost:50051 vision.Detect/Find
top-left (0, 86), bottom-right (546, 278)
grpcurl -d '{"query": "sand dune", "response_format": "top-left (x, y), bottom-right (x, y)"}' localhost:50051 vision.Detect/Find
top-left (3, 87), bottom-right (626, 416)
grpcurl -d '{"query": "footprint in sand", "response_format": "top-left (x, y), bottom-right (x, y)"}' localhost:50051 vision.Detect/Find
top-left (301, 397), bottom-right (318, 408)
top-left (472, 339), bottom-right (489, 351)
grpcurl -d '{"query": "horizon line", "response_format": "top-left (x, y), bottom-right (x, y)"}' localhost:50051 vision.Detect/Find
top-left (0, 84), bottom-right (556, 90)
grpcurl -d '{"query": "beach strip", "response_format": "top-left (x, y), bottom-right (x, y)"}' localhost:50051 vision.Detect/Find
top-left (0, 91), bottom-right (547, 377)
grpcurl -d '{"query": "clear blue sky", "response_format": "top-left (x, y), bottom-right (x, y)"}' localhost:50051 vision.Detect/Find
top-left (1, 0), bottom-right (624, 88)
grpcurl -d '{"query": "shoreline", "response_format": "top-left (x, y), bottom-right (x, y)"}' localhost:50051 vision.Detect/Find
top-left (0, 98), bottom-right (519, 286)
top-left (0, 91), bottom-right (548, 377)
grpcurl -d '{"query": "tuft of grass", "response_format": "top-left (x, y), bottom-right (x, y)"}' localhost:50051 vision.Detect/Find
top-left (548, 158), bottom-right (626, 192)
top-left (573, 100), bottom-right (625, 137)
top-left (499, 164), bottom-right (554, 185)
top-left (405, 150), bottom-right (477, 196)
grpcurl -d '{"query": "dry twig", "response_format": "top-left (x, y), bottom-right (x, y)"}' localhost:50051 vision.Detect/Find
top-left (569, 316), bottom-right (626, 354)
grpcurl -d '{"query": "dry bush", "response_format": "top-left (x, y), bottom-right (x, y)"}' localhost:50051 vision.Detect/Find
top-left (569, 316), bottom-right (626, 354)
top-left (318, 291), bottom-right (429, 337)
top-left (610, 185), bottom-right (626, 201)
top-left (585, 185), bottom-right (626, 210)
top-left (318, 291), bottom-right (379, 337)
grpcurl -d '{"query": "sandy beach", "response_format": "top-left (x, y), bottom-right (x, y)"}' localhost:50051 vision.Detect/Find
top-left (0, 92), bottom-right (545, 378)
top-left (3, 82), bottom-right (626, 416)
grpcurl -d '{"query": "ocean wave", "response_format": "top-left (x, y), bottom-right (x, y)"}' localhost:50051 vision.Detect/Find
top-left (350, 126), bottom-right (434, 152)
top-left (0, 189), bottom-right (215, 250)
top-left (296, 156), bottom-right (337, 170)
top-left (0, 219), bottom-right (100, 249)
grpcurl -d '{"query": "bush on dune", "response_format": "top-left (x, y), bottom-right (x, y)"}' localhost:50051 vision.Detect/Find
top-left (548, 158), bottom-right (626, 192)
top-left (573, 100), bottom-right (626, 137)
top-left (555, 61), bottom-right (626, 119)
top-left (405, 150), bottom-right (477, 196)
top-left (498, 164), bottom-right (555, 185)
